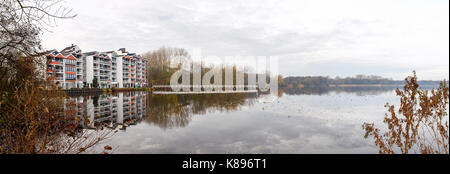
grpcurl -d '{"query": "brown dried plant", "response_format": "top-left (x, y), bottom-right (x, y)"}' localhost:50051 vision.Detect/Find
top-left (363, 71), bottom-right (449, 154)
top-left (1, 0), bottom-right (113, 154)
top-left (0, 68), bottom-right (114, 154)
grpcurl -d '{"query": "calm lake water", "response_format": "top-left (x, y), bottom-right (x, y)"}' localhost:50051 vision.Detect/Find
top-left (69, 87), bottom-right (405, 154)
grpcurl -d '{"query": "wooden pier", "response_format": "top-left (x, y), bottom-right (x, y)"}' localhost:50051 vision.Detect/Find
top-left (152, 85), bottom-right (260, 95)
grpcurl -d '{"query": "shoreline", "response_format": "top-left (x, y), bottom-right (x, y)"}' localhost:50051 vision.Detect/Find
top-left (328, 84), bottom-right (403, 87)
top-left (62, 88), bottom-right (152, 94)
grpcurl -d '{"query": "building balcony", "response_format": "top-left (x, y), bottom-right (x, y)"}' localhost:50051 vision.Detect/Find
top-left (49, 61), bottom-right (63, 65)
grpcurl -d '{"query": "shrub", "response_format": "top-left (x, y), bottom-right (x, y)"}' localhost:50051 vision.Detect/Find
top-left (363, 71), bottom-right (449, 154)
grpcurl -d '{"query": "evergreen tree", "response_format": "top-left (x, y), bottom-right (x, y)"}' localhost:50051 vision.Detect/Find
top-left (92, 77), bottom-right (99, 88)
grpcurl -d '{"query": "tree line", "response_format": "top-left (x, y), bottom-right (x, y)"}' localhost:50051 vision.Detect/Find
top-left (280, 75), bottom-right (442, 89)
top-left (142, 48), bottom-right (271, 87)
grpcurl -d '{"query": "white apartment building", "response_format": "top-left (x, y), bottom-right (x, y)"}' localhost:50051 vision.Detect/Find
top-left (46, 45), bottom-right (84, 89)
top-left (47, 45), bottom-right (148, 89)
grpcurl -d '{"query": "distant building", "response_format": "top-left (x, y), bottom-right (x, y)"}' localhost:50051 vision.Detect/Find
top-left (46, 45), bottom-right (148, 89)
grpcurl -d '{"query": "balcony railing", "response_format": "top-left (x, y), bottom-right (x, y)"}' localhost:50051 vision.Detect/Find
top-left (49, 61), bottom-right (63, 65)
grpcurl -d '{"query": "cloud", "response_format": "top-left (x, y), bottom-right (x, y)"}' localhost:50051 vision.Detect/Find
top-left (42, 0), bottom-right (449, 80)
top-left (106, 110), bottom-right (376, 154)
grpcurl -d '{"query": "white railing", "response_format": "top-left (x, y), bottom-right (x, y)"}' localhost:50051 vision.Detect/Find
top-left (152, 85), bottom-right (258, 88)
top-left (153, 90), bottom-right (258, 95)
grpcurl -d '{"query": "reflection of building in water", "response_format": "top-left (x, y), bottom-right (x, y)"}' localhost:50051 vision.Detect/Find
top-left (69, 92), bottom-right (147, 130)
top-left (68, 93), bottom-right (258, 130)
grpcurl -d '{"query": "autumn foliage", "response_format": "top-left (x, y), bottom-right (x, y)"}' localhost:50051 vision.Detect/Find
top-left (1, 0), bottom-right (112, 154)
top-left (363, 71), bottom-right (449, 154)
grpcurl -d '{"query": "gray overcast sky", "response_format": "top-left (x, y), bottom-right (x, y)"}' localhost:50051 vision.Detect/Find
top-left (42, 0), bottom-right (449, 80)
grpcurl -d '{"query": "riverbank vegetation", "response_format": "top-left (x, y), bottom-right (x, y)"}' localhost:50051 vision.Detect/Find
top-left (0, 0), bottom-right (112, 154)
top-left (281, 75), bottom-right (442, 90)
top-left (143, 47), bottom-right (190, 85)
top-left (143, 47), bottom-right (244, 86)
top-left (362, 71), bottom-right (449, 154)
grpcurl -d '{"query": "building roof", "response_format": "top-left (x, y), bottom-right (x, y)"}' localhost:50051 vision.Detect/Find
top-left (61, 44), bottom-right (81, 55)
top-left (82, 51), bottom-right (99, 56)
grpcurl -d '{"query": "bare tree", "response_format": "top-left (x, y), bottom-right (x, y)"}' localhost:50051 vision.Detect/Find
top-left (1, 0), bottom-right (76, 83)
top-left (142, 47), bottom-right (190, 85)
top-left (1, 1), bottom-right (114, 154)
top-left (1, 0), bottom-right (76, 56)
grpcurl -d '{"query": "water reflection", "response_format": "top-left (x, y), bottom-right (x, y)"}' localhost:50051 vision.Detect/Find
top-left (146, 93), bottom-right (257, 129)
top-left (67, 88), bottom-right (394, 131)
top-left (68, 92), bottom-right (147, 130)
top-left (67, 87), bottom-right (430, 153)
top-left (281, 85), bottom-right (439, 96)
top-left (68, 92), bottom-right (258, 130)
top-left (281, 86), bottom-right (398, 96)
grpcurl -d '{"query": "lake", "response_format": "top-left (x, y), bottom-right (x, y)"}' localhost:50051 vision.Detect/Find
top-left (69, 87), bottom-right (405, 154)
